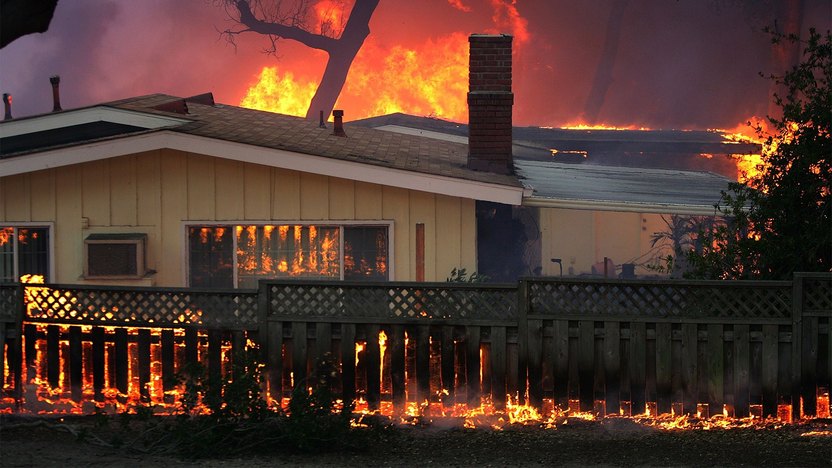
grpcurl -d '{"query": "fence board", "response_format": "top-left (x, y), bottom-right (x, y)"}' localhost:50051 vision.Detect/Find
top-left (762, 324), bottom-right (778, 417)
top-left (440, 325), bottom-right (454, 406)
top-left (390, 325), bottom-right (406, 410)
top-left (340, 323), bottom-right (355, 406)
top-left (69, 326), bottom-right (83, 402)
top-left (681, 323), bottom-right (697, 414)
top-left (553, 320), bottom-right (569, 409)
top-left (707, 324), bottom-right (724, 414)
top-left (114, 328), bottom-right (128, 396)
top-left (91, 327), bottom-right (105, 401)
top-left (604, 321), bottom-right (620, 415)
top-left (416, 324), bottom-right (430, 404)
top-left (733, 324), bottom-right (750, 417)
top-left (138, 329), bottom-right (151, 401)
top-left (801, 317), bottom-right (818, 416)
top-left (528, 319), bottom-right (543, 408)
top-left (365, 324), bottom-right (381, 410)
top-left (207, 329), bottom-right (222, 386)
top-left (655, 322), bottom-right (671, 415)
top-left (160, 330), bottom-right (174, 398)
top-left (316, 322), bottom-right (332, 363)
top-left (292, 322), bottom-right (308, 393)
top-left (47, 325), bottom-right (59, 389)
top-left (24, 324), bottom-right (36, 385)
top-left (184, 328), bottom-right (198, 374)
top-left (577, 320), bottom-right (594, 411)
top-left (466, 325), bottom-right (480, 407)
top-left (491, 326), bottom-right (507, 410)
top-left (630, 322), bottom-right (646, 415)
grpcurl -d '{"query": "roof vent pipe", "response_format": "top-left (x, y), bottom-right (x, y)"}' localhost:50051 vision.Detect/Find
top-left (2, 93), bottom-right (11, 120)
top-left (332, 110), bottom-right (346, 137)
top-left (50, 75), bottom-right (62, 112)
top-left (319, 110), bottom-right (326, 128)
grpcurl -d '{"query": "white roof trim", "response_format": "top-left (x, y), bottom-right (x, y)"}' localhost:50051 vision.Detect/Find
top-left (0, 106), bottom-right (189, 137)
top-left (522, 195), bottom-right (721, 216)
top-left (0, 130), bottom-right (524, 205)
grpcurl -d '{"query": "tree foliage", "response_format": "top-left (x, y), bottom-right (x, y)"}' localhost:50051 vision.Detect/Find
top-left (687, 28), bottom-right (831, 279)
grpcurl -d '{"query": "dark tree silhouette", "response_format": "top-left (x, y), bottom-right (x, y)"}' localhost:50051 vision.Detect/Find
top-left (1, 0), bottom-right (59, 48)
top-left (224, 0), bottom-right (379, 120)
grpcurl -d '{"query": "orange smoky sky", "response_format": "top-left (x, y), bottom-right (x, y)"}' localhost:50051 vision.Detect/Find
top-left (0, 0), bottom-right (829, 129)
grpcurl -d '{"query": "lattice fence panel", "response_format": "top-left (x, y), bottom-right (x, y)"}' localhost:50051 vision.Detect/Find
top-left (0, 284), bottom-right (20, 321)
top-left (528, 280), bottom-right (792, 320)
top-left (803, 276), bottom-right (832, 314)
top-left (266, 282), bottom-right (517, 322)
top-left (24, 284), bottom-right (259, 329)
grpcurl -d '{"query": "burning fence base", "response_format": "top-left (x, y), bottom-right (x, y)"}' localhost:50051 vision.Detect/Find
top-left (2, 323), bottom-right (829, 433)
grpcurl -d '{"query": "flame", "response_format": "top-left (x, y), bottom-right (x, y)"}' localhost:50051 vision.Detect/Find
top-left (558, 122), bottom-right (652, 131)
top-left (237, 0), bottom-right (533, 122)
top-left (240, 66), bottom-right (318, 117)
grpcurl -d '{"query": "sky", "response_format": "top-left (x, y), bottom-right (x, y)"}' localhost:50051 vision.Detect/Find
top-left (1, 0), bottom-right (830, 129)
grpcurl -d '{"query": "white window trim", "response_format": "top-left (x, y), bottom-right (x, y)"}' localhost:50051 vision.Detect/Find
top-left (0, 222), bottom-right (55, 282)
top-left (182, 220), bottom-right (395, 287)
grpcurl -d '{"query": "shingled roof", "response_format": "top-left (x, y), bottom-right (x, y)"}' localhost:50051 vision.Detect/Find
top-left (110, 94), bottom-right (521, 188)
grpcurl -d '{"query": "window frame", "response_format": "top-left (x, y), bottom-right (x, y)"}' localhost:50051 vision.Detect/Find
top-left (183, 220), bottom-right (395, 287)
top-left (0, 222), bottom-right (55, 283)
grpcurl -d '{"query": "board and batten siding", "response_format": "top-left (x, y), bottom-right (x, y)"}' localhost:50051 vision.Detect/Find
top-left (0, 149), bottom-right (477, 286)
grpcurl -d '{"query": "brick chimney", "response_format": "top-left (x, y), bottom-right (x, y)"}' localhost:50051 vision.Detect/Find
top-left (467, 34), bottom-right (514, 174)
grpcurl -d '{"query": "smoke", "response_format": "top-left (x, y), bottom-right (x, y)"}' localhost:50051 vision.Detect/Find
top-left (0, 0), bottom-right (829, 128)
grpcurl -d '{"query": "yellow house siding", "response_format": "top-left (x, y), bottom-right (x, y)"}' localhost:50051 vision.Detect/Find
top-left (354, 181), bottom-right (382, 220)
top-left (460, 199), bottom-right (477, 276)
top-left (30, 170), bottom-right (55, 221)
top-left (136, 150), bottom-right (162, 227)
top-left (272, 168), bottom-right (300, 220)
top-left (434, 195), bottom-right (462, 281)
top-left (55, 167), bottom-right (82, 282)
top-left (328, 178), bottom-right (355, 220)
top-left (242, 162), bottom-right (268, 220)
top-left (299, 173), bottom-right (329, 220)
top-left (159, 151), bottom-right (188, 285)
top-left (4, 173), bottom-right (30, 222)
top-left (215, 159), bottom-right (244, 221)
top-left (110, 156), bottom-right (137, 226)
top-left (82, 160), bottom-right (110, 226)
top-left (186, 154), bottom-right (215, 221)
top-left (382, 186), bottom-right (410, 281)
top-left (540, 208), bottom-right (674, 277)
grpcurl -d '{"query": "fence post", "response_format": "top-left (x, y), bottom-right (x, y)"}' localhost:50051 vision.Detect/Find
top-left (517, 278), bottom-right (530, 404)
top-left (791, 273), bottom-right (804, 421)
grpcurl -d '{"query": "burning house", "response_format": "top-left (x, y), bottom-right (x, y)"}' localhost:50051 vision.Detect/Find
top-left (0, 34), bottom-right (732, 287)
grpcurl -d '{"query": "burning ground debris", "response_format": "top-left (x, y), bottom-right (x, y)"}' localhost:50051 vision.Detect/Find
top-left (2, 348), bottom-right (831, 466)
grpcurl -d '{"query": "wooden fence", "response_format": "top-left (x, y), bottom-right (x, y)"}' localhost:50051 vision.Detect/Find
top-left (1, 273), bottom-right (829, 419)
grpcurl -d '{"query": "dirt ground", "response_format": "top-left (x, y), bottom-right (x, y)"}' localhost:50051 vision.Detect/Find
top-left (2, 415), bottom-right (831, 467)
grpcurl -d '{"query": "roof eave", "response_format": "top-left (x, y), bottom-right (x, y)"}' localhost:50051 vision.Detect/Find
top-left (0, 130), bottom-right (525, 205)
top-left (522, 195), bottom-right (722, 216)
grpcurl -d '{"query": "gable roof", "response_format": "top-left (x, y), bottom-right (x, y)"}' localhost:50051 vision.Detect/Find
top-left (0, 94), bottom-right (525, 205)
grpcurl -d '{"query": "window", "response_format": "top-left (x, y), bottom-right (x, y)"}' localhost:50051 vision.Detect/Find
top-left (188, 223), bottom-right (390, 288)
top-left (84, 233), bottom-right (146, 279)
top-left (0, 226), bottom-right (51, 283)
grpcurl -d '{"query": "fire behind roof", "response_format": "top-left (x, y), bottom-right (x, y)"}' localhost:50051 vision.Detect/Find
top-left (349, 113), bottom-right (760, 181)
